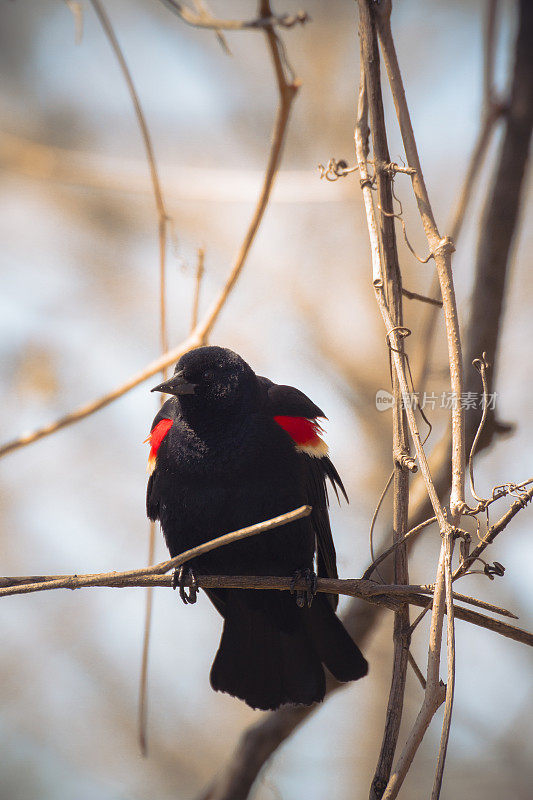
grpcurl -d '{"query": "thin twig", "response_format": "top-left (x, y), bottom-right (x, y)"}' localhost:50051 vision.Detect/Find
top-left (190, 247), bottom-right (205, 333)
top-left (369, 469), bottom-right (394, 583)
top-left (401, 288), bottom-right (442, 307)
top-left (88, 2), bottom-right (171, 755)
top-left (407, 651), bottom-right (426, 690)
top-left (468, 354), bottom-right (490, 503)
top-left (363, 516), bottom-right (437, 581)
top-left (159, 0), bottom-right (309, 32)
top-left (0, 572), bottom-right (512, 614)
top-left (431, 536), bottom-right (455, 799)
top-left (453, 486), bottom-right (533, 580)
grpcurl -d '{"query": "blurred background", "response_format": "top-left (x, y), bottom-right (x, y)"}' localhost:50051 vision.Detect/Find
top-left (0, 1), bottom-right (531, 798)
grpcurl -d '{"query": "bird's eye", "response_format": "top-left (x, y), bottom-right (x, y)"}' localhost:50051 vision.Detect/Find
top-left (203, 369), bottom-right (215, 381)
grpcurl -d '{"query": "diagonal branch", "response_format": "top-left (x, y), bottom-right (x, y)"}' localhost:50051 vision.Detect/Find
top-left (464, 0), bottom-right (533, 438)
top-left (0, 1), bottom-right (300, 461)
top-left (0, 506), bottom-right (312, 599)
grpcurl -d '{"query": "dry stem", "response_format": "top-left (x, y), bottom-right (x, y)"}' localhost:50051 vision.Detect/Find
top-left (159, 0), bottom-right (309, 31)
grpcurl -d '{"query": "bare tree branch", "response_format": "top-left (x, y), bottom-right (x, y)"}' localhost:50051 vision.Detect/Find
top-left (415, 0), bottom-right (503, 392)
top-left (464, 0), bottom-right (533, 435)
top-left (2, 571), bottom-right (530, 645)
top-left (158, 0), bottom-right (309, 31)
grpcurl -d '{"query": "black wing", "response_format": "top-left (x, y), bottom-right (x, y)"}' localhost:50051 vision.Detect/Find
top-left (258, 376), bottom-right (348, 610)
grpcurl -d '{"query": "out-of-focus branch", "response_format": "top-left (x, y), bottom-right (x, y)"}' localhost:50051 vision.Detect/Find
top-left (0, 132), bottom-right (358, 204)
top-left (363, 516), bottom-right (436, 581)
top-left (159, 0), bottom-right (309, 31)
top-left (415, 0), bottom-right (503, 392)
top-left (464, 0), bottom-right (533, 438)
top-left (87, 2), bottom-right (171, 755)
top-left (190, 247), bottom-right (205, 333)
top-left (0, 1), bottom-right (300, 460)
top-left (401, 288), bottom-right (442, 307)
top-left (90, 0), bottom-right (167, 223)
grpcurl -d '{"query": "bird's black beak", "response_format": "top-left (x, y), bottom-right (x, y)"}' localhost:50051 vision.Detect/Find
top-left (151, 370), bottom-right (197, 396)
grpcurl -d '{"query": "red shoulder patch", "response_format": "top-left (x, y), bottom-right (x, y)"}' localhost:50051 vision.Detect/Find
top-left (144, 418), bottom-right (173, 474)
top-left (274, 415), bottom-right (328, 458)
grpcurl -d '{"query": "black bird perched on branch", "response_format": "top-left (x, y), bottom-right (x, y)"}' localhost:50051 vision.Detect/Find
top-left (146, 346), bottom-right (367, 710)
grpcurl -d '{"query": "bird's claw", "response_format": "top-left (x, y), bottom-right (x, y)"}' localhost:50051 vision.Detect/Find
top-left (290, 568), bottom-right (317, 608)
top-left (172, 565), bottom-right (198, 604)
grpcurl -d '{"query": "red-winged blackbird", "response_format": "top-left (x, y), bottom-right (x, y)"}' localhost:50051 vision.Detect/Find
top-left (147, 346), bottom-right (368, 710)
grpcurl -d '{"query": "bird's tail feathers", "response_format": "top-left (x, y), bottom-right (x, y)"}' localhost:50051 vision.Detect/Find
top-left (303, 594), bottom-right (368, 682)
top-left (210, 590), bottom-right (325, 711)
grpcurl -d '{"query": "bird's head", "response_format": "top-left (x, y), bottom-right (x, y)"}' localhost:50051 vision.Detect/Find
top-left (151, 346), bottom-right (259, 415)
